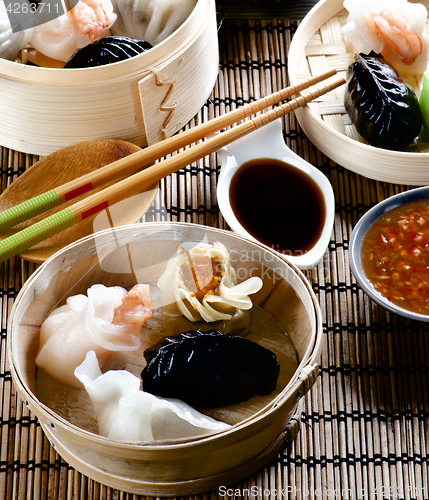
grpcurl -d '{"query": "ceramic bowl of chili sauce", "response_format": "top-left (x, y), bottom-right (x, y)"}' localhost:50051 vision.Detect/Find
top-left (350, 186), bottom-right (429, 321)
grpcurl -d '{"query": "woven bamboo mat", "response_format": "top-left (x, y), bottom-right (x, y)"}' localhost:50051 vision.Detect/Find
top-left (2, 17), bottom-right (429, 500)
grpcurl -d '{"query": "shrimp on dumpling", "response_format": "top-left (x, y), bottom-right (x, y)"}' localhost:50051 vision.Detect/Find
top-left (30, 0), bottom-right (116, 62)
top-left (36, 284), bottom-right (154, 387)
top-left (341, 0), bottom-right (429, 75)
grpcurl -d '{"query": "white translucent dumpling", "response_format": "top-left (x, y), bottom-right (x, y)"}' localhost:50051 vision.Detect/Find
top-left (341, 0), bottom-right (429, 75)
top-left (110, 0), bottom-right (197, 46)
top-left (157, 241), bottom-right (263, 323)
top-left (30, 0), bottom-right (117, 62)
top-left (0, 1), bottom-right (33, 61)
top-left (36, 284), bottom-right (154, 387)
top-left (74, 350), bottom-right (231, 441)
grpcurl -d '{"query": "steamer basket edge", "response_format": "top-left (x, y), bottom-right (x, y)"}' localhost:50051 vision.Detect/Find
top-left (39, 404), bottom-right (302, 496)
top-left (0, 0), bottom-right (219, 156)
top-left (288, 0), bottom-right (429, 185)
top-left (7, 222), bottom-right (322, 495)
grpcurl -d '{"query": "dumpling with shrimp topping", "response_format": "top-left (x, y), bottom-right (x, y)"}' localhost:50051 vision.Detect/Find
top-left (341, 0), bottom-right (429, 75)
top-left (29, 0), bottom-right (117, 63)
top-left (36, 283), bottom-right (154, 387)
top-left (157, 241), bottom-right (263, 327)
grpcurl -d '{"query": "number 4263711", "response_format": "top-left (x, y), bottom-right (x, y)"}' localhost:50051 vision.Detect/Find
top-left (6, 2), bottom-right (61, 14)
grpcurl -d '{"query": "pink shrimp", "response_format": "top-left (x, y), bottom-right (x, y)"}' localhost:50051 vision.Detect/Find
top-left (372, 9), bottom-right (422, 65)
top-left (112, 284), bottom-right (155, 326)
top-left (70, 0), bottom-right (109, 42)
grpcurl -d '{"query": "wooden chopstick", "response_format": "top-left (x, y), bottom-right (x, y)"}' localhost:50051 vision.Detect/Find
top-left (0, 69), bottom-right (337, 233)
top-left (0, 76), bottom-right (345, 263)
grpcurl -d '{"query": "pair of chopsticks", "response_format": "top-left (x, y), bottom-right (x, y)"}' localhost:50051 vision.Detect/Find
top-left (0, 69), bottom-right (345, 263)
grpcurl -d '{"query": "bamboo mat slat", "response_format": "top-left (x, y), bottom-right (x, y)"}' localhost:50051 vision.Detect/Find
top-left (2, 17), bottom-right (429, 500)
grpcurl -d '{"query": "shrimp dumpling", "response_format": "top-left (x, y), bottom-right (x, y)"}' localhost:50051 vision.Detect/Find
top-left (341, 0), bottom-right (429, 75)
top-left (110, 0), bottom-right (197, 46)
top-left (36, 284), bottom-right (154, 387)
top-left (30, 0), bottom-right (117, 62)
top-left (157, 241), bottom-right (263, 323)
top-left (74, 350), bottom-right (230, 441)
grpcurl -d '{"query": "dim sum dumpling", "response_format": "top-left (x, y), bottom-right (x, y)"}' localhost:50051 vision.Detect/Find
top-left (74, 350), bottom-right (230, 441)
top-left (341, 0), bottom-right (429, 75)
top-left (110, 0), bottom-right (197, 46)
top-left (142, 329), bottom-right (280, 408)
top-left (36, 284), bottom-right (154, 387)
top-left (0, 1), bottom-right (33, 61)
top-left (30, 0), bottom-right (117, 62)
top-left (157, 241), bottom-right (263, 323)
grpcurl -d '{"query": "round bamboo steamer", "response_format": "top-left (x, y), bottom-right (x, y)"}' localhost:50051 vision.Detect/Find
top-left (0, 0), bottom-right (219, 156)
top-left (7, 222), bottom-right (322, 496)
top-left (288, 0), bottom-right (429, 185)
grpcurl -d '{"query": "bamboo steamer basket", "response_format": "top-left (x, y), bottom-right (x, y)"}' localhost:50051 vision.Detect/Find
top-left (288, 0), bottom-right (429, 185)
top-left (0, 0), bottom-right (219, 156)
top-left (7, 222), bottom-right (322, 496)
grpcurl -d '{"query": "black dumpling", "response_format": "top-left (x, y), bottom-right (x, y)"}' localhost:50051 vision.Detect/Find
top-left (64, 36), bottom-right (152, 68)
top-left (344, 53), bottom-right (422, 151)
top-left (142, 330), bottom-right (280, 408)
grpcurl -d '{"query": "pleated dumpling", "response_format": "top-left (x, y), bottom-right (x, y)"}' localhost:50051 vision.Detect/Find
top-left (142, 329), bottom-right (280, 408)
top-left (157, 241), bottom-right (263, 323)
top-left (74, 350), bottom-right (230, 441)
top-left (110, 0), bottom-right (197, 46)
top-left (36, 284), bottom-right (154, 387)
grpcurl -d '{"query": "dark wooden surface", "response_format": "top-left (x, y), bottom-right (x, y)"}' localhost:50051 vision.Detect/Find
top-left (216, 0), bottom-right (318, 19)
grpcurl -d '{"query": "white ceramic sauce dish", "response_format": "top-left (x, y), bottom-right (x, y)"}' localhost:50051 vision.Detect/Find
top-left (217, 120), bottom-right (335, 269)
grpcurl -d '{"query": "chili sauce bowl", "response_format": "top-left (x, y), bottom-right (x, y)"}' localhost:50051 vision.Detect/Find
top-left (349, 186), bottom-right (429, 322)
top-left (217, 120), bottom-right (335, 269)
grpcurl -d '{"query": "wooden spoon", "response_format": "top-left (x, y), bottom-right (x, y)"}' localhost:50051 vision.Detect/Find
top-left (0, 140), bottom-right (157, 264)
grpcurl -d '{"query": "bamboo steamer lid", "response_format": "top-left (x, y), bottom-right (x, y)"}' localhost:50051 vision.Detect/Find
top-left (7, 222), bottom-right (322, 496)
top-left (288, 0), bottom-right (429, 185)
top-left (0, 0), bottom-right (219, 156)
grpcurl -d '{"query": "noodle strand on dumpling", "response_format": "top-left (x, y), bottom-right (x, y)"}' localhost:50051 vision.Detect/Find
top-left (158, 241), bottom-right (263, 323)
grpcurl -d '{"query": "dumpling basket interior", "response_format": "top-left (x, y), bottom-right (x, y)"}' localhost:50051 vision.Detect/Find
top-left (7, 222), bottom-right (323, 497)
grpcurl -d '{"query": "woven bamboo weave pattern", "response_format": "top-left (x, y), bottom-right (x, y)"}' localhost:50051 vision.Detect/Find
top-left (302, 12), bottom-right (354, 138)
top-left (1, 17), bottom-right (429, 500)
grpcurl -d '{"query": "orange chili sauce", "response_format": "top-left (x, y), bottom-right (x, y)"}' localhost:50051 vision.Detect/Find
top-left (361, 198), bottom-right (429, 315)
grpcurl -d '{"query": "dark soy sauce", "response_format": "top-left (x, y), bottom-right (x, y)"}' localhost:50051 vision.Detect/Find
top-left (229, 158), bottom-right (326, 256)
